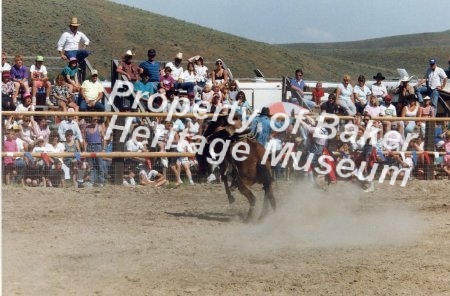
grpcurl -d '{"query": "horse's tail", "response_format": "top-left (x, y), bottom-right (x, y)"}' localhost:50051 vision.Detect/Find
top-left (257, 161), bottom-right (277, 212)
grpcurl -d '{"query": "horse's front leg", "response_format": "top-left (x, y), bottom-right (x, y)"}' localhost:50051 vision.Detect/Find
top-left (221, 170), bottom-right (235, 205)
top-left (219, 161), bottom-right (235, 204)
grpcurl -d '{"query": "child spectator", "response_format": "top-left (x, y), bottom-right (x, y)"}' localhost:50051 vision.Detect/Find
top-left (443, 131), bottom-right (450, 177)
top-left (2, 71), bottom-right (15, 110)
top-left (63, 129), bottom-right (82, 187)
top-left (160, 66), bottom-right (176, 92)
top-left (139, 168), bottom-right (168, 187)
top-left (177, 135), bottom-right (195, 185)
top-left (47, 159), bottom-right (65, 188)
top-left (62, 57), bottom-right (80, 93)
top-left (311, 82), bottom-right (325, 106)
top-left (22, 154), bottom-right (44, 187)
top-left (3, 129), bottom-right (20, 185)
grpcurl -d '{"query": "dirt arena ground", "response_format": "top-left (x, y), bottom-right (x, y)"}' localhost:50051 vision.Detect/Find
top-left (2, 179), bottom-right (450, 295)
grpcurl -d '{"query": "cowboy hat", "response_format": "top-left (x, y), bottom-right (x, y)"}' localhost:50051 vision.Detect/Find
top-left (175, 52), bottom-right (183, 60)
top-left (70, 17), bottom-right (81, 26)
top-left (373, 72), bottom-right (385, 80)
top-left (188, 55), bottom-right (202, 63)
top-left (400, 75), bottom-right (412, 82)
top-left (125, 50), bottom-right (134, 56)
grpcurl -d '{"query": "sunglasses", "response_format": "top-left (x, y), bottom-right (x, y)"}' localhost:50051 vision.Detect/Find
top-left (216, 62), bottom-right (222, 65)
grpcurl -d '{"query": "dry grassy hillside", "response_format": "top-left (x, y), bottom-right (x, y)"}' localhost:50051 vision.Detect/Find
top-left (2, 0), bottom-right (449, 81)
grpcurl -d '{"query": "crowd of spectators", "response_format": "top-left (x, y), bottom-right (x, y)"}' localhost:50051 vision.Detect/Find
top-left (2, 17), bottom-right (450, 189)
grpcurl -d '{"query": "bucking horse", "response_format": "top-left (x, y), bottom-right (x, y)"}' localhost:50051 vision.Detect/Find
top-left (196, 115), bottom-right (276, 221)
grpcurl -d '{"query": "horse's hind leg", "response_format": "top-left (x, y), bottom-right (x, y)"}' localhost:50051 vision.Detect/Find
top-left (258, 163), bottom-right (276, 220)
top-left (259, 185), bottom-right (276, 221)
top-left (237, 181), bottom-right (256, 222)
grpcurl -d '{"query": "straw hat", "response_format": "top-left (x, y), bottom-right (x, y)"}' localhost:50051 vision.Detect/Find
top-left (175, 52), bottom-right (183, 60)
top-left (400, 75), bottom-right (412, 82)
top-left (70, 17), bottom-right (81, 26)
top-left (125, 50), bottom-right (134, 57)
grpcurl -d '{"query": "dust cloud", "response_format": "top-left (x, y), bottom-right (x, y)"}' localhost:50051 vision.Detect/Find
top-left (218, 182), bottom-right (425, 253)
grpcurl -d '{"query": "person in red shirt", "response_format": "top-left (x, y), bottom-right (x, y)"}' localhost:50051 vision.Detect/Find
top-left (311, 82), bottom-right (325, 106)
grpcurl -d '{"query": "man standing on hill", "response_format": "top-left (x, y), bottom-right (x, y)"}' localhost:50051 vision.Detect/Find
top-left (139, 49), bottom-right (160, 93)
top-left (415, 58), bottom-right (447, 110)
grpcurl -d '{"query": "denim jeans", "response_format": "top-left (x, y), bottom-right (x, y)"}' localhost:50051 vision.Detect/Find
top-left (415, 86), bottom-right (439, 107)
top-left (64, 49), bottom-right (90, 62)
top-left (86, 143), bottom-right (105, 184)
top-left (79, 100), bottom-right (105, 111)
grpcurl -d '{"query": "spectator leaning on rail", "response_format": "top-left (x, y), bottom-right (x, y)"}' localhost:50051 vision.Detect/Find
top-left (79, 70), bottom-right (105, 112)
top-left (57, 17), bottom-right (90, 64)
top-left (415, 58), bottom-right (447, 110)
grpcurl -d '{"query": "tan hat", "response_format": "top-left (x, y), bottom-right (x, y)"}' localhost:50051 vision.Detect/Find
top-left (400, 75), bottom-right (412, 82)
top-left (175, 52), bottom-right (183, 60)
top-left (70, 17), bottom-right (81, 26)
top-left (125, 50), bottom-right (134, 56)
top-left (91, 69), bottom-right (98, 76)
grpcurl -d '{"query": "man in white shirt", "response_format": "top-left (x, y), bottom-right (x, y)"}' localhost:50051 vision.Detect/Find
top-left (57, 17), bottom-right (90, 81)
top-left (58, 109), bottom-right (83, 143)
top-left (415, 58), bottom-right (448, 108)
top-left (80, 70), bottom-right (105, 111)
top-left (166, 52), bottom-right (195, 94)
top-left (56, 17), bottom-right (90, 62)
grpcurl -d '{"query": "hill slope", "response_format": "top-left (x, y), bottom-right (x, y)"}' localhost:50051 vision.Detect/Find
top-left (2, 0), bottom-right (450, 81)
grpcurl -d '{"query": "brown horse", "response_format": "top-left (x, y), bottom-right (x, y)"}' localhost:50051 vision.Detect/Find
top-left (197, 117), bottom-right (276, 221)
